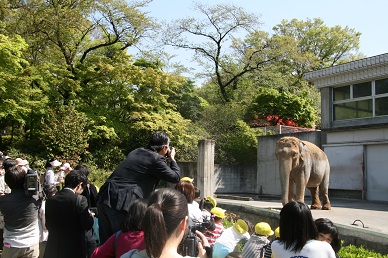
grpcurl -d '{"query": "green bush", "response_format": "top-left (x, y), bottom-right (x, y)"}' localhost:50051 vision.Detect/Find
top-left (338, 244), bottom-right (388, 258)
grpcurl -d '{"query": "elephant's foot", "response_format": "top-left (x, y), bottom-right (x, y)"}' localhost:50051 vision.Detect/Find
top-left (310, 204), bottom-right (322, 209)
top-left (322, 203), bottom-right (331, 210)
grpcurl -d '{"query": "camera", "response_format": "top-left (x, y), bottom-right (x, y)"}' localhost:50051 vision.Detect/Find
top-left (23, 169), bottom-right (39, 196)
top-left (178, 220), bottom-right (214, 256)
top-left (165, 146), bottom-right (174, 158)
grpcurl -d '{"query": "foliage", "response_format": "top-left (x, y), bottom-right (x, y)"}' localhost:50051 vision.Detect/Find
top-left (338, 244), bottom-right (388, 258)
top-left (245, 88), bottom-right (318, 128)
top-left (0, 33), bottom-right (47, 142)
top-left (195, 102), bottom-right (262, 164)
top-left (218, 120), bottom-right (263, 164)
top-left (272, 18), bottom-right (364, 78)
top-left (168, 79), bottom-right (205, 122)
top-left (38, 106), bottom-right (90, 162)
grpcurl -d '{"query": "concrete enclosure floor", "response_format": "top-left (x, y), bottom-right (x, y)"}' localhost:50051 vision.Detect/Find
top-left (216, 197), bottom-right (388, 237)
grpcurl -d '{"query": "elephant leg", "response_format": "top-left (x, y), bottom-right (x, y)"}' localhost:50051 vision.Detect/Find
top-left (296, 173), bottom-right (306, 202)
top-left (288, 179), bottom-right (294, 203)
top-left (308, 187), bottom-right (322, 209)
top-left (320, 184), bottom-right (331, 210)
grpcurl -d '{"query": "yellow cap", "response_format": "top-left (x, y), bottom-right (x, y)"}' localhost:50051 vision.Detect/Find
top-left (181, 177), bottom-right (194, 183)
top-left (211, 207), bottom-right (226, 219)
top-left (255, 222), bottom-right (274, 236)
top-left (274, 227), bottom-right (280, 238)
top-left (233, 219), bottom-right (248, 234)
top-left (205, 196), bottom-right (217, 208)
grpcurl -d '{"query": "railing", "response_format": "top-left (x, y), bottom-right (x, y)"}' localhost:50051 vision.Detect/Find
top-left (259, 125), bottom-right (318, 135)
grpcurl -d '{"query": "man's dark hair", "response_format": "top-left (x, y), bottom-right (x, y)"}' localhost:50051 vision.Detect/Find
top-left (5, 165), bottom-right (25, 189)
top-left (64, 170), bottom-right (88, 189)
top-left (147, 131), bottom-right (170, 152)
top-left (74, 164), bottom-right (90, 178)
top-left (3, 158), bottom-right (17, 172)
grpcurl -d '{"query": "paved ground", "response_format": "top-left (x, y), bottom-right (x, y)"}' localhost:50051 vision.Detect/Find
top-left (216, 197), bottom-right (388, 236)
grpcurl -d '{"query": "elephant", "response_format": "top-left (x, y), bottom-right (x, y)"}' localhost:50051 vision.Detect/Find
top-left (275, 136), bottom-right (331, 210)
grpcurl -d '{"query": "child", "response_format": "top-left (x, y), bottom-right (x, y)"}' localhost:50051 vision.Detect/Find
top-left (315, 218), bottom-right (341, 257)
top-left (213, 219), bottom-right (250, 258)
top-left (91, 199), bottom-right (147, 258)
top-left (204, 207), bottom-right (226, 246)
top-left (202, 196), bottom-right (217, 221)
top-left (242, 222), bottom-right (274, 258)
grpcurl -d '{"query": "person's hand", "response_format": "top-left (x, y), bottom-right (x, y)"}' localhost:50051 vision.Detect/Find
top-left (194, 230), bottom-right (210, 258)
top-left (169, 147), bottom-right (176, 161)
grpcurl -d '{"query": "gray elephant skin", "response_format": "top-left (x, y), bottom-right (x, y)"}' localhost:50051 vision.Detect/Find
top-left (275, 136), bottom-right (331, 210)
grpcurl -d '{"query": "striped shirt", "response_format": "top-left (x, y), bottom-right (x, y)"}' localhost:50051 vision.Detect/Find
top-left (204, 221), bottom-right (224, 246)
top-left (241, 234), bottom-right (270, 258)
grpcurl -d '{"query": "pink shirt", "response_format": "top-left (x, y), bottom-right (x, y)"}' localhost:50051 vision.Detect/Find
top-left (91, 230), bottom-right (145, 258)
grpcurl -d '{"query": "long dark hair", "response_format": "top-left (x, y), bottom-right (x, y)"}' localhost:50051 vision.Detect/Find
top-left (142, 188), bottom-right (188, 258)
top-left (279, 201), bottom-right (317, 252)
top-left (315, 218), bottom-right (341, 253)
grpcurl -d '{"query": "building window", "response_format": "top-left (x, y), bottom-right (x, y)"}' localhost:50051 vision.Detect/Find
top-left (333, 79), bottom-right (388, 121)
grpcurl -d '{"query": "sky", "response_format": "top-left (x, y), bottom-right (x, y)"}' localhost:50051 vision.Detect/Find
top-left (141, 0), bottom-right (388, 82)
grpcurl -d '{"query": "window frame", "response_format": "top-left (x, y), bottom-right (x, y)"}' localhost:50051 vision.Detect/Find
top-left (332, 79), bottom-right (388, 121)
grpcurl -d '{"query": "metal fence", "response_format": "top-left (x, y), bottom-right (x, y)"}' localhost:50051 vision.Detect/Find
top-left (260, 125), bottom-right (318, 135)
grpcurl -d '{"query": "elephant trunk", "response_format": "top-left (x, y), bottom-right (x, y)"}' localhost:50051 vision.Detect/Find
top-left (279, 158), bottom-right (293, 206)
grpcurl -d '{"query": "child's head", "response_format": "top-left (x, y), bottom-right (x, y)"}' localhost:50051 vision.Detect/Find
top-left (315, 218), bottom-right (341, 253)
top-left (202, 196), bottom-right (216, 211)
top-left (254, 222), bottom-right (274, 237)
top-left (122, 198), bottom-right (148, 232)
top-left (211, 207), bottom-right (226, 222)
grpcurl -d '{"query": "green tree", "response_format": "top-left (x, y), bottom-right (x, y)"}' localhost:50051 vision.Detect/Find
top-left (194, 101), bottom-right (261, 164)
top-left (245, 88), bottom-right (318, 128)
top-left (272, 18), bottom-right (364, 78)
top-left (39, 106), bottom-right (90, 162)
top-left (0, 33), bottom-right (47, 146)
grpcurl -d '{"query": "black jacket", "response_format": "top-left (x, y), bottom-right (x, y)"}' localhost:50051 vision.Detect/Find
top-left (44, 189), bottom-right (94, 258)
top-left (97, 147), bottom-right (180, 211)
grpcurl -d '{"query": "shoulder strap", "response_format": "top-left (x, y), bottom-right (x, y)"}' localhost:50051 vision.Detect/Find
top-left (114, 230), bottom-right (122, 257)
top-left (261, 242), bottom-right (270, 258)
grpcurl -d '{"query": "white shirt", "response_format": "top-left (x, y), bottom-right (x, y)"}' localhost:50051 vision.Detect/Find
top-left (214, 226), bottom-right (250, 250)
top-left (188, 202), bottom-right (203, 227)
top-left (271, 239), bottom-right (336, 258)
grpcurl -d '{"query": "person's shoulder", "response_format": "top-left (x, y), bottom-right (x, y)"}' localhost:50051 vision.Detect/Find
top-left (121, 249), bottom-right (146, 258)
top-left (305, 239), bottom-right (334, 251)
top-left (271, 239), bottom-right (282, 248)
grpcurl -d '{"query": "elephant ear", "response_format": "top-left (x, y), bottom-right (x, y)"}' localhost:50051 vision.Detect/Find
top-left (299, 141), bottom-right (306, 161)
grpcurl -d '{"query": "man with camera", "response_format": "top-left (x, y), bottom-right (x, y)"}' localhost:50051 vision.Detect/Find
top-left (0, 164), bottom-right (41, 258)
top-left (96, 131), bottom-right (181, 244)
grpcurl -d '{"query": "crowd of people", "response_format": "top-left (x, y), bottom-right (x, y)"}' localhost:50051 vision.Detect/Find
top-left (0, 131), bottom-right (342, 258)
